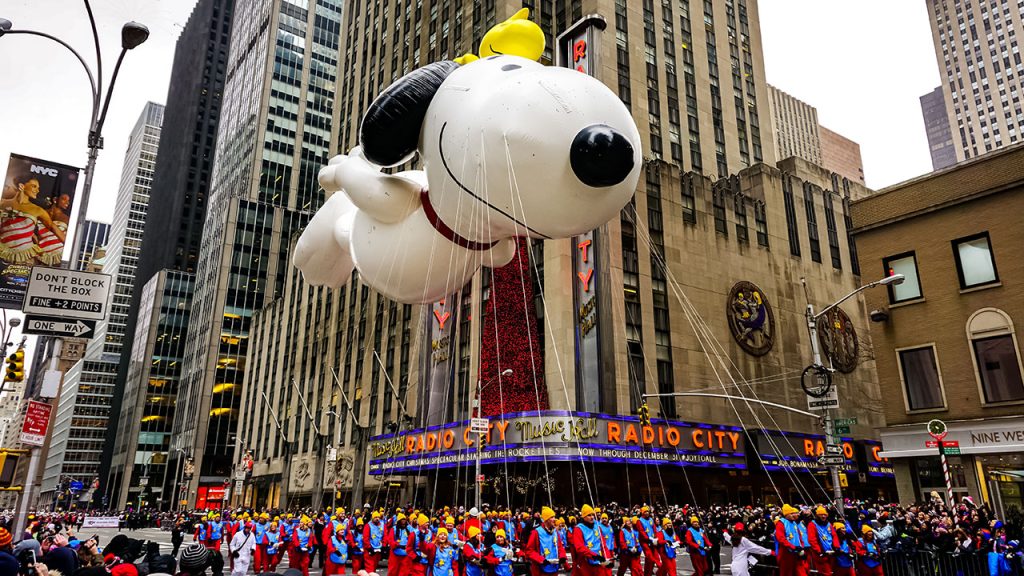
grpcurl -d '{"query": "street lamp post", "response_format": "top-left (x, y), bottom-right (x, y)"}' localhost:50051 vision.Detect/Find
top-left (474, 369), bottom-right (512, 511)
top-left (803, 273), bottom-right (904, 517)
top-left (2, 4), bottom-right (148, 538)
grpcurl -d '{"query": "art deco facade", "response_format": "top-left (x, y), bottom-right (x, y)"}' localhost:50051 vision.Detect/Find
top-left (174, 0), bottom-right (344, 506)
top-left (926, 0), bottom-right (1024, 161)
top-left (236, 0), bottom-right (895, 507)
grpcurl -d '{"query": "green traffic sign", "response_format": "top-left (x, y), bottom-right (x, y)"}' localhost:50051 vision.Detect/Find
top-left (834, 418), bottom-right (858, 427)
top-left (835, 425), bottom-right (851, 435)
top-left (943, 447), bottom-right (961, 456)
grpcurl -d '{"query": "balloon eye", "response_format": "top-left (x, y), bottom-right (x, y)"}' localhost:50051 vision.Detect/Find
top-left (570, 125), bottom-right (635, 188)
top-left (501, 64), bottom-right (521, 72)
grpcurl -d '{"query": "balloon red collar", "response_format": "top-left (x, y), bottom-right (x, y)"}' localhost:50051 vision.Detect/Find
top-left (420, 188), bottom-right (500, 251)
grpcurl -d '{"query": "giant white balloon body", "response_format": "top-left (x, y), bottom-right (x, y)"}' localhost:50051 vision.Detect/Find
top-left (293, 54), bottom-right (642, 304)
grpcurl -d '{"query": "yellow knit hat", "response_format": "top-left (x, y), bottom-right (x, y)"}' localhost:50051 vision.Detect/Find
top-left (541, 507), bottom-right (556, 522)
top-left (664, 518), bottom-right (673, 526)
top-left (782, 504), bottom-right (798, 516)
top-left (815, 506), bottom-right (828, 516)
top-left (468, 526), bottom-right (481, 539)
top-left (437, 527), bottom-right (449, 537)
top-left (418, 514), bottom-right (429, 526)
top-left (861, 525), bottom-right (873, 535)
top-left (495, 529), bottom-right (507, 538)
top-left (397, 513), bottom-right (407, 522)
top-left (833, 522), bottom-right (845, 531)
top-left (580, 504), bottom-right (595, 518)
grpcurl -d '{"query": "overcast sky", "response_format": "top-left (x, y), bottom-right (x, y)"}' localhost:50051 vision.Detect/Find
top-left (759, 0), bottom-right (941, 189)
top-left (0, 0), bottom-right (941, 353)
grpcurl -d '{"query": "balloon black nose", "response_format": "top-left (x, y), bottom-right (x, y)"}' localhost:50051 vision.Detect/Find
top-left (570, 124), bottom-right (635, 188)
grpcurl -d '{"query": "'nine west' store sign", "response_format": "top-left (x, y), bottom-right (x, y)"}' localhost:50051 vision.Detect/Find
top-left (368, 411), bottom-right (747, 474)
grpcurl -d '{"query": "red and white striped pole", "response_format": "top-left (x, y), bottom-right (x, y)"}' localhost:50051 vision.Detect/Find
top-left (938, 447), bottom-right (954, 506)
top-left (928, 419), bottom-right (954, 508)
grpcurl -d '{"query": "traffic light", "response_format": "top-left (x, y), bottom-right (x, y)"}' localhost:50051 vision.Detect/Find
top-left (638, 401), bottom-right (651, 427)
top-left (5, 349), bottom-right (24, 382)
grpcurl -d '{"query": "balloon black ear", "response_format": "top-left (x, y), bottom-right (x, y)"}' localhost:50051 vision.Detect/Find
top-left (359, 60), bottom-right (460, 167)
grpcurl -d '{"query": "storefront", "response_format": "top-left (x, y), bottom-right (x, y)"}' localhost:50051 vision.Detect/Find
top-left (368, 411), bottom-right (895, 507)
top-left (879, 415), bottom-right (1024, 515)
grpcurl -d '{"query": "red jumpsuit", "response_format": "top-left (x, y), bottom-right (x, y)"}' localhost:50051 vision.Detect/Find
top-left (525, 526), bottom-right (567, 576)
top-left (325, 531), bottom-right (348, 576)
top-left (363, 522), bottom-right (385, 573)
top-left (683, 528), bottom-right (710, 576)
top-left (347, 526), bottom-right (365, 574)
top-left (386, 526), bottom-right (411, 576)
top-left (807, 521), bottom-right (836, 576)
top-left (616, 528), bottom-right (643, 576)
top-left (636, 518), bottom-right (663, 576)
top-left (406, 528), bottom-right (434, 576)
top-left (291, 528), bottom-right (315, 576)
top-left (571, 523), bottom-right (610, 576)
top-left (775, 520), bottom-right (810, 576)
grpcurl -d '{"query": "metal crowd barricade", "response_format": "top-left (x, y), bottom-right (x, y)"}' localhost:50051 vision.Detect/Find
top-left (880, 549), bottom-right (988, 576)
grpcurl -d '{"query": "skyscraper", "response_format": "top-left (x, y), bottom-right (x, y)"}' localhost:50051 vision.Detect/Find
top-left (173, 0), bottom-right (343, 505)
top-left (926, 0), bottom-right (1024, 160)
top-left (103, 0), bottom-right (234, 511)
top-left (86, 102), bottom-right (164, 360)
top-left (768, 85), bottom-right (821, 166)
top-left (920, 86), bottom-right (958, 170)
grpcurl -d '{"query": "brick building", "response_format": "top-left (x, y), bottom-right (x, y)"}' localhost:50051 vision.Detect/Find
top-left (851, 142), bottom-right (1024, 513)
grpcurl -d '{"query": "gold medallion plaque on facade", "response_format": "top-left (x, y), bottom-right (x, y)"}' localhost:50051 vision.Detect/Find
top-left (726, 281), bottom-right (775, 357)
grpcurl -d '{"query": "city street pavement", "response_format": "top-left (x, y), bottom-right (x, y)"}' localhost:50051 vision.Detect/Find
top-left (85, 527), bottom-right (730, 576)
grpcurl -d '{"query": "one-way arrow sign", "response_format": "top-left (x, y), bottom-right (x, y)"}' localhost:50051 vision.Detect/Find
top-left (23, 315), bottom-right (96, 338)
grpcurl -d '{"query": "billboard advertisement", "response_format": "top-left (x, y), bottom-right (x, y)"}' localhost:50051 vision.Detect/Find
top-left (0, 153), bottom-right (81, 309)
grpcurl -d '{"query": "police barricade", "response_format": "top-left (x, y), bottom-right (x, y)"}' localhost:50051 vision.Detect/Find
top-left (879, 549), bottom-right (989, 576)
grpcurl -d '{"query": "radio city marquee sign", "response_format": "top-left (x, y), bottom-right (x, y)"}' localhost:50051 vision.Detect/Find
top-left (368, 411), bottom-right (747, 475)
top-left (754, 430), bottom-right (856, 473)
top-left (862, 440), bottom-right (894, 477)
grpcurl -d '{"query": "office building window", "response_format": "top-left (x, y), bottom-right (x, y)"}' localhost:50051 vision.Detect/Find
top-left (681, 174), bottom-right (697, 224)
top-left (882, 252), bottom-right (923, 303)
top-left (952, 232), bottom-right (998, 289)
top-left (734, 197), bottom-right (749, 243)
top-left (782, 176), bottom-right (800, 256)
top-left (713, 189), bottom-right (728, 236)
top-left (754, 202), bottom-right (769, 247)
top-left (803, 182), bottom-right (821, 263)
top-left (897, 346), bottom-right (945, 411)
top-left (968, 308), bottom-right (1024, 403)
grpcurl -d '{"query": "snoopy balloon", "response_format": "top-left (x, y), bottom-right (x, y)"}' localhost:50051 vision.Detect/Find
top-left (293, 10), bottom-right (642, 304)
